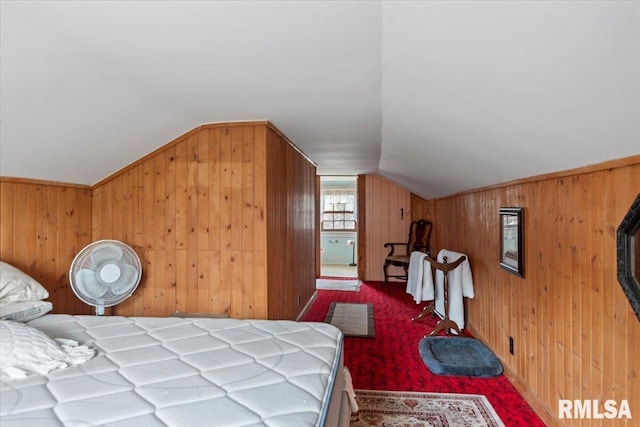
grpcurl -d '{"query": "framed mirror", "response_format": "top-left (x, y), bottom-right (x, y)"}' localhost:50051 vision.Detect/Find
top-left (500, 208), bottom-right (524, 277)
top-left (617, 193), bottom-right (640, 322)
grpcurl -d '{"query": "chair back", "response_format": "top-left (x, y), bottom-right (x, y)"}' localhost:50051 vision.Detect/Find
top-left (408, 219), bottom-right (433, 254)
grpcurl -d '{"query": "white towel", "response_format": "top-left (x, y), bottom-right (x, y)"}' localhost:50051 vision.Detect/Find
top-left (434, 249), bottom-right (474, 331)
top-left (406, 251), bottom-right (434, 303)
top-left (343, 367), bottom-right (358, 413)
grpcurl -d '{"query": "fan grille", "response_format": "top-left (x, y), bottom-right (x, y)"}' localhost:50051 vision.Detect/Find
top-left (70, 240), bottom-right (141, 310)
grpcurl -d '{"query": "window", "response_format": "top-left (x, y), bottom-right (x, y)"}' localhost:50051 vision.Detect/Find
top-left (321, 192), bottom-right (356, 231)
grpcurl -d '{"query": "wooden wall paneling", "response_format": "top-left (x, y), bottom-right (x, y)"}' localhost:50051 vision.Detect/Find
top-left (130, 165), bottom-right (146, 315)
top-left (18, 182), bottom-right (29, 256)
top-left (357, 175), bottom-right (367, 279)
top-left (91, 185), bottom-right (103, 244)
top-left (285, 143), bottom-right (298, 319)
top-left (34, 185), bottom-right (47, 287)
top-left (207, 129), bottom-right (222, 315)
top-left (62, 186), bottom-right (75, 312)
top-left (316, 175), bottom-right (322, 278)
top-left (163, 150), bottom-right (177, 316)
top-left (185, 134), bottom-right (200, 315)
top-left (362, 175), bottom-right (386, 280)
top-left (111, 172), bottom-right (123, 241)
top-left (13, 184), bottom-right (26, 270)
top-left (44, 187), bottom-right (59, 308)
top-left (625, 166), bottom-right (640, 426)
top-left (363, 174), bottom-right (412, 282)
top-left (0, 182), bottom-right (15, 259)
top-left (54, 187), bottom-right (69, 308)
top-left (263, 126), bottom-right (316, 320)
top-left (304, 159), bottom-right (317, 307)
top-left (266, 127), bottom-right (287, 319)
top-left (622, 166), bottom-right (640, 423)
top-left (307, 160), bottom-right (317, 305)
top-left (14, 183), bottom-right (26, 268)
top-left (0, 180), bottom-right (93, 315)
top-left (241, 126), bottom-right (256, 318)
top-left (44, 186), bottom-right (58, 300)
top-left (219, 128), bottom-right (234, 316)
top-left (48, 187), bottom-right (63, 312)
top-left (69, 186), bottom-right (93, 314)
top-left (557, 178), bottom-right (569, 402)
top-left (292, 141), bottom-right (309, 318)
top-left (434, 159), bottom-right (640, 426)
top-left (253, 125), bottom-right (268, 318)
top-left (72, 185), bottom-right (93, 314)
top-left (196, 128), bottom-right (211, 314)
top-left (141, 155), bottom-right (156, 316)
top-left (528, 180), bottom-right (542, 395)
top-left (102, 180), bottom-right (114, 241)
top-left (3, 122), bottom-right (312, 321)
top-left (570, 177), bottom-right (582, 402)
top-left (229, 126), bottom-right (244, 317)
top-left (174, 137), bottom-right (188, 313)
top-left (590, 171), bottom-right (606, 426)
top-left (295, 144), bottom-right (311, 317)
top-left (120, 170), bottom-right (132, 244)
top-left (607, 180), bottom-right (622, 426)
top-left (365, 175), bottom-right (385, 281)
top-left (289, 144), bottom-right (316, 319)
top-left (284, 142), bottom-right (296, 319)
top-left (609, 169), bottom-right (628, 421)
top-left (22, 184), bottom-right (33, 273)
top-left (363, 175), bottom-right (374, 280)
top-left (151, 147), bottom-right (166, 314)
top-left (265, 128), bottom-right (279, 317)
top-left (365, 175), bottom-right (379, 281)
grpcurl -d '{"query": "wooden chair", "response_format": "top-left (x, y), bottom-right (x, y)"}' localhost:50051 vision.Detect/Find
top-left (383, 219), bottom-right (433, 283)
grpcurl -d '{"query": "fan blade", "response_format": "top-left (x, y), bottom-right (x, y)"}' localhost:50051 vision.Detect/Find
top-left (75, 269), bottom-right (107, 299)
top-left (110, 265), bottom-right (139, 295)
top-left (91, 244), bottom-right (123, 265)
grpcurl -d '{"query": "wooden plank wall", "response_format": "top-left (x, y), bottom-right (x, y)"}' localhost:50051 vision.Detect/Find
top-left (414, 157), bottom-right (640, 426)
top-left (91, 122), bottom-right (315, 320)
top-left (92, 123), bottom-right (271, 318)
top-left (0, 179), bottom-right (93, 314)
top-left (1, 122), bottom-right (314, 320)
top-left (360, 174), bottom-right (412, 281)
top-left (266, 127), bottom-right (316, 319)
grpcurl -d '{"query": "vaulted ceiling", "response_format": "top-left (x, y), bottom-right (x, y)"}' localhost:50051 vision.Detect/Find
top-left (1, 1), bottom-right (638, 199)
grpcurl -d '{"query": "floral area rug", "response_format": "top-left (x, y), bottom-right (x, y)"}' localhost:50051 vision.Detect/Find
top-left (351, 390), bottom-right (505, 427)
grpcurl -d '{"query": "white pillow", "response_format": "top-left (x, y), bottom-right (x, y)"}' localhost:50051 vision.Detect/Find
top-left (0, 320), bottom-right (95, 381)
top-left (0, 301), bottom-right (53, 322)
top-left (0, 261), bottom-right (49, 302)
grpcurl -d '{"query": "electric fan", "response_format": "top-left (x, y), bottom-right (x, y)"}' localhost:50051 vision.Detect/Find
top-left (69, 240), bottom-right (142, 315)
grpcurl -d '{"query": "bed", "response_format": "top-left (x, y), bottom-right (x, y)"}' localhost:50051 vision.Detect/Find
top-left (1, 314), bottom-right (352, 427)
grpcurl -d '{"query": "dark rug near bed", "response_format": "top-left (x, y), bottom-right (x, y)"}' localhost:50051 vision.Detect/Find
top-left (324, 302), bottom-right (375, 337)
top-left (419, 336), bottom-right (503, 377)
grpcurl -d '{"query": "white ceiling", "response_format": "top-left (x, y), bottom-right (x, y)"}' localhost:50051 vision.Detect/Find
top-left (1, 1), bottom-right (638, 199)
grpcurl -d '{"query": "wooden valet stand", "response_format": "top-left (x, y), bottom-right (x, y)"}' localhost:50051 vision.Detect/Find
top-left (412, 254), bottom-right (466, 336)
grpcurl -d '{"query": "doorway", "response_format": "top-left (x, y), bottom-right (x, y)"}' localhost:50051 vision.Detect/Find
top-left (319, 176), bottom-right (358, 278)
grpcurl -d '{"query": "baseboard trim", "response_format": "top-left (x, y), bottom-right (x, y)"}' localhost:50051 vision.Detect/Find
top-left (296, 290), bottom-right (318, 321)
top-left (466, 324), bottom-right (561, 427)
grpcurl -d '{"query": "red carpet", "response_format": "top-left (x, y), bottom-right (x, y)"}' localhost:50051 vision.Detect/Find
top-left (304, 281), bottom-right (546, 427)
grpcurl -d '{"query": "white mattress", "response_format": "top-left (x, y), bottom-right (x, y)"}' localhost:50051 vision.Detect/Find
top-left (1, 314), bottom-right (344, 427)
